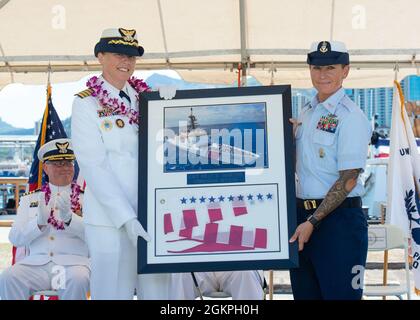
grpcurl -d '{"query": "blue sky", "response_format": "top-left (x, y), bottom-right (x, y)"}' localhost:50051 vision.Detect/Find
top-left (165, 103), bottom-right (266, 128)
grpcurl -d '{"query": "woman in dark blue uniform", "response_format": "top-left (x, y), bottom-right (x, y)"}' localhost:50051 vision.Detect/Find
top-left (289, 41), bottom-right (371, 300)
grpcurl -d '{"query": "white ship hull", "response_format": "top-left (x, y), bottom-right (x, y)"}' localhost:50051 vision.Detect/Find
top-left (167, 136), bottom-right (260, 165)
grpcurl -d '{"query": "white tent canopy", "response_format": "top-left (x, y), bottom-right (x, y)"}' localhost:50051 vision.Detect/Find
top-left (0, 0), bottom-right (419, 89)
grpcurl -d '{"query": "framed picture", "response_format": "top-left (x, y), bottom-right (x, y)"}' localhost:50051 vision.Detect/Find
top-left (138, 85), bottom-right (297, 273)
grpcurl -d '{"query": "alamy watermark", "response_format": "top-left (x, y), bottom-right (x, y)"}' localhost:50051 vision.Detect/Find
top-left (155, 122), bottom-right (266, 168)
top-left (51, 5), bottom-right (66, 29)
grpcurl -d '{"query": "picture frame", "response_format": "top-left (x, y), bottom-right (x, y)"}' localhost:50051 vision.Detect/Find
top-left (138, 85), bottom-right (298, 273)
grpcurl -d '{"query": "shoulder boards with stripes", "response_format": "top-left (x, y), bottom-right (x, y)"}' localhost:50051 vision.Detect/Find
top-left (21, 189), bottom-right (41, 197)
top-left (75, 88), bottom-right (94, 99)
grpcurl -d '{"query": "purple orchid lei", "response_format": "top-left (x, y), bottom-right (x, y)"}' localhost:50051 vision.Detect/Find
top-left (41, 182), bottom-right (82, 230)
top-left (86, 76), bottom-right (151, 127)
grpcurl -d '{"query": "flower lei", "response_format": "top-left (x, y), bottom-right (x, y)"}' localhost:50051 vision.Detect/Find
top-left (41, 182), bottom-right (82, 230)
top-left (86, 76), bottom-right (150, 127)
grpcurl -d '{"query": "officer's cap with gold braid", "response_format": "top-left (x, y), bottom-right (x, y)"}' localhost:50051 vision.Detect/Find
top-left (37, 138), bottom-right (75, 162)
top-left (307, 41), bottom-right (349, 66)
top-left (94, 28), bottom-right (144, 57)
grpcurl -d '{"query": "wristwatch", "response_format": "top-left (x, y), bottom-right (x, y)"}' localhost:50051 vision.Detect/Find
top-left (306, 214), bottom-right (320, 229)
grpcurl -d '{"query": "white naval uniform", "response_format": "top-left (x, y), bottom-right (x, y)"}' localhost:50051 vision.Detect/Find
top-left (169, 271), bottom-right (265, 300)
top-left (0, 185), bottom-right (90, 300)
top-left (71, 76), bottom-right (170, 300)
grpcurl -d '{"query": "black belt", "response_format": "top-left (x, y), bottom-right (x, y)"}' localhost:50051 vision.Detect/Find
top-left (296, 196), bottom-right (362, 211)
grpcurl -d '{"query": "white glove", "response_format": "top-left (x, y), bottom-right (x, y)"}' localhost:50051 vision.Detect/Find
top-left (56, 195), bottom-right (72, 223)
top-left (37, 192), bottom-right (51, 226)
top-left (124, 218), bottom-right (151, 247)
top-left (289, 118), bottom-right (302, 138)
top-left (158, 85), bottom-right (177, 100)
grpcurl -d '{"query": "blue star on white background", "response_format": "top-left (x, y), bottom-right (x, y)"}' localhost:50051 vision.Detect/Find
top-left (179, 192), bottom-right (275, 205)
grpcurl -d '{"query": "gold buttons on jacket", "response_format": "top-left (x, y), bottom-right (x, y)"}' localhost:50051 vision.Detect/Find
top-left (49, 236), bottom-right (55, 241)
top-left (49, 252), bottom-right (54, 257)
top-left (116, 118), bottom-right (125, 128)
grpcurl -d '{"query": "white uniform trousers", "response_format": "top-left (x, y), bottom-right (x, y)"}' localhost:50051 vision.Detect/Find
top-left (169, 271), bottom-right (264, 300)
top-left (85, 224), bottom-right (170, 300)
top-left (0, 262), bottom-right (90, 300)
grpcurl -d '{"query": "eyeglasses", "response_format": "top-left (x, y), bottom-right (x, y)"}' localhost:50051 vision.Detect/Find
top-left (46, 160), bottom-right (75, 167)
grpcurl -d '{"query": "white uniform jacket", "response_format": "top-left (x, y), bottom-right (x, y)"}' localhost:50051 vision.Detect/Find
top-left (9, 187), bottom-right (89, 267)
top-left (71, 76), bottom-right (140, 228)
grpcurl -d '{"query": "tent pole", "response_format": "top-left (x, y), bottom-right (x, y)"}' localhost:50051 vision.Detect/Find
top-left (239, 0), bottom-right (248, 87)
top-left (237, 63), bottom-right (241, 87)
top-left (330, 0), bottom-right (336, 41)
top-left (47, 63), bottom-right (52, 86)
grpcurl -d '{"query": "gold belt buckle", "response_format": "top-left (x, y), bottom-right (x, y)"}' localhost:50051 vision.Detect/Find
top-left (303, 200), bottom-right (317, 210)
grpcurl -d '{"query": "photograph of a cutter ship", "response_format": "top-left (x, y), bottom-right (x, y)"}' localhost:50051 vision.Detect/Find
top-left (164, 103), bottom-right (268, 172)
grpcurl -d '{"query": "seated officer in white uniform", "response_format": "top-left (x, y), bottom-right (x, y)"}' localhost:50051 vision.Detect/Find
top-left (0, 138), bottom-right (90, 300)
top-left (169, 271), bottom-right (265, 300)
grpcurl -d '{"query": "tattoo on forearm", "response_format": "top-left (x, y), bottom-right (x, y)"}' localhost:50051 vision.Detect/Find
top-left (313, 168), bottom-right (361, 221)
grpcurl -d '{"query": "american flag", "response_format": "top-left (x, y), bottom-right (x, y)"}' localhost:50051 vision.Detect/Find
top-left (27, 84), bottom-right (68, 191)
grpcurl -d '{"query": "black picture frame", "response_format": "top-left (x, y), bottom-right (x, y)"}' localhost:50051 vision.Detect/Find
top-left (138, 85), bottom-right (297, 274)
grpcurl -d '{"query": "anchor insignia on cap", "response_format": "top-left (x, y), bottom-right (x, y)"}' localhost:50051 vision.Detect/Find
top-left (119, 28), bottom-right (136, 42)
top-left (56, 142), bottom-right (69, 154)
top-left (319, 41), bottom-right (328, 53)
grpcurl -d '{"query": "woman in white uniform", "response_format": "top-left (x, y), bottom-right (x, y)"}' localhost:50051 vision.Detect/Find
top-left (71, 28), bottom-right (170, 299)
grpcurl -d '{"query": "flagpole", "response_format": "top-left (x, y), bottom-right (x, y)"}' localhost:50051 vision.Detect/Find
top-left (37, 65), bottom-right (52, 188)
top-left (380, 65), bottom-right (397, 298)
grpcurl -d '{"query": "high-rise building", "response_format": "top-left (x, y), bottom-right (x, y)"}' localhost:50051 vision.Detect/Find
top-left (291, 90), bottom-right (311, 118)
top-left (34, 120), bottom-right (41, 136)
top-left (401, 75), bottom-right (420, 101)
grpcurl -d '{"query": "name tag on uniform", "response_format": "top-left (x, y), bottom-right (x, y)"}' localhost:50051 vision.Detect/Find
top-left (316, 113), bottom-right (339, 133)
top-left (30, 201), bottom-right (38, 207)
top-left (97, 107), bottom-right (119, 118)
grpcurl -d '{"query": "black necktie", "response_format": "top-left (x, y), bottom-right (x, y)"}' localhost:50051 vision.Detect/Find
top-left (119, 90), bottom-right (131, 104)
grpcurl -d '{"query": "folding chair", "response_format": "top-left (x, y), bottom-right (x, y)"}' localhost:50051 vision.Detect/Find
top-left (30, 290), bottom-right (59, 300)
top-left (202, 291), bottom-right (231, 299)
top-left (192, 271), bottom-right (267, 300)
top-left (363, 224), bottom-right (411, 300)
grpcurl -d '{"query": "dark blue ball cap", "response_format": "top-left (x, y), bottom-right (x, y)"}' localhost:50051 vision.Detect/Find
top-left (307, 41), bottom-right (349, 66)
